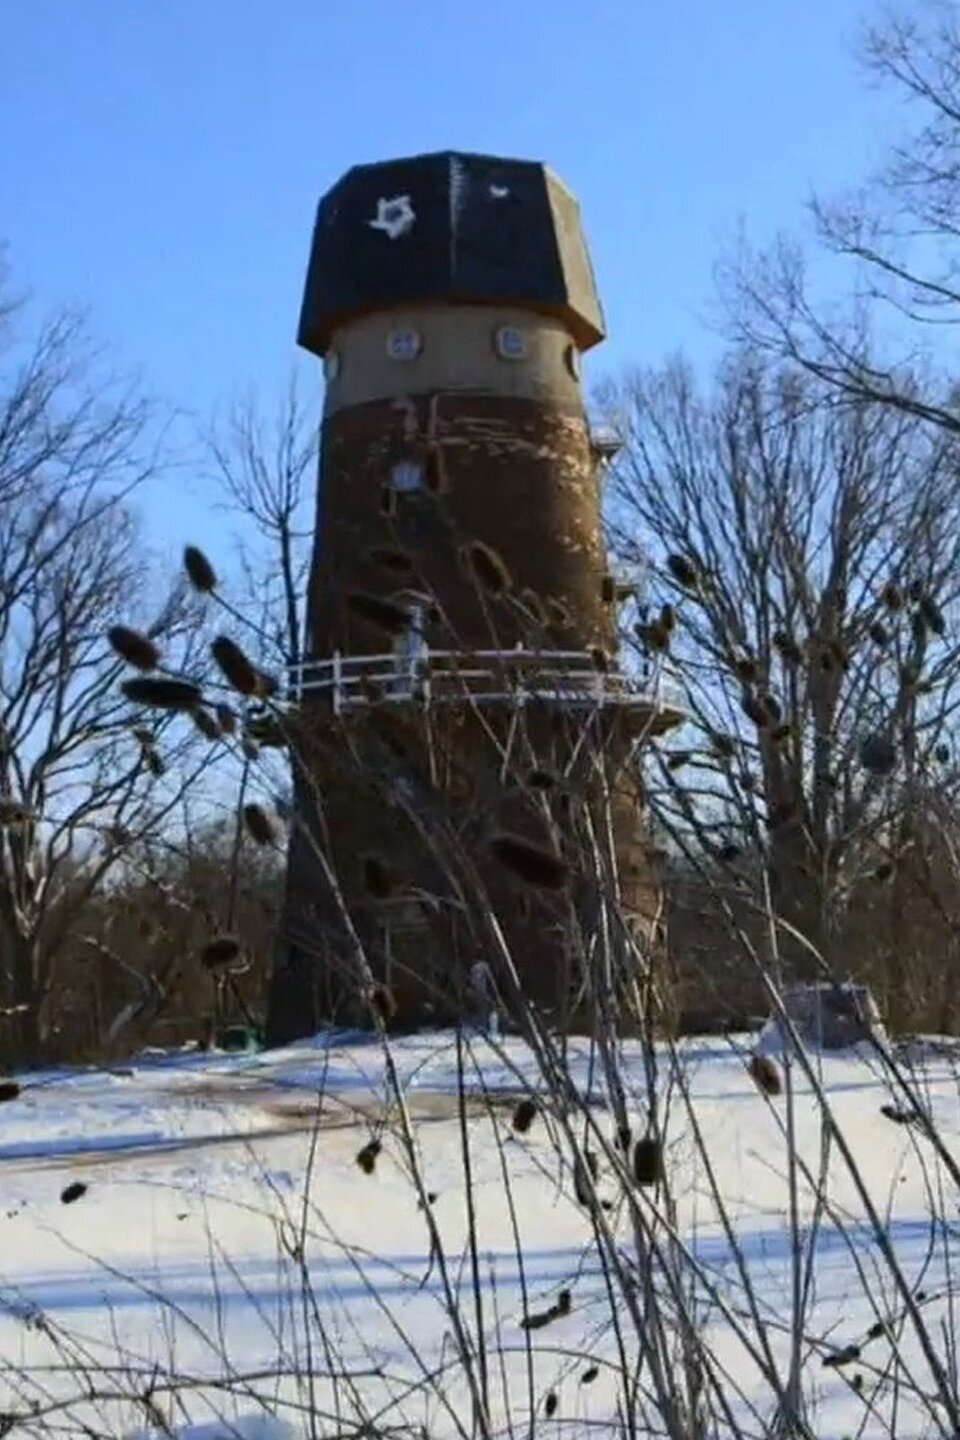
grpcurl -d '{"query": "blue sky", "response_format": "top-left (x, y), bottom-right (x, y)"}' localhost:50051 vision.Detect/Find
top-left (3, 0), bottom-right (897, 561)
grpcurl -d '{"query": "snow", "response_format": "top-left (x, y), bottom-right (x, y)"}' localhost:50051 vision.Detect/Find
top-left (0, 1028), bottom-right (956, 1437)
top-left (132, 1418), bottom-right (294, 1440)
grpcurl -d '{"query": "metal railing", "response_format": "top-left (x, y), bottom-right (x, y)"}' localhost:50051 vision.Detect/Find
top-left (288, 646), bottom-right (686, 719)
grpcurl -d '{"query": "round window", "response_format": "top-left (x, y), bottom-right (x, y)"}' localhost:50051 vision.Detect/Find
top-left (323, 350), bottom-right (340, 382)
top-left (495, 325), bottom-right (526, 360)
top-left (564, 343), bottom-right (581, 380)
top-left (387, 328), bottom-right (422, 361)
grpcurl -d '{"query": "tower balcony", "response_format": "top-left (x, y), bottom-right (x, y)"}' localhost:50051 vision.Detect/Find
top-left (290, 646), bottom-right (686, 735)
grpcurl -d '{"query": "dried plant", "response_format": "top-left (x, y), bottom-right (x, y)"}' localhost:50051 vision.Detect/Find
top-left (632, 1133), bottom-right (665, 1186)
top-left (747, 1053), bottom-right (783, 1097)
top-left (211, 635), bottom-right (260, 696)
top-left (106, 625), bottom-right (161, 672)
top-left (490, 833), bottom-right (569, 890)
top-left (464, 540), bottom-right (512, 596)
top-left (215, 703), bottom-right (237, 735)
top-left (122, 677), bottom-right (203, 712)
top-left (355, 1138), bottom-right (382, 1175)
top-left (191, 708), bottom-right (221, 742)
top-left (183, 545), bottom-right (218, 594)
top-left (242, 803), bottom-right (276, 848)
top-left (511, 1098), bottom-right (538, 1133)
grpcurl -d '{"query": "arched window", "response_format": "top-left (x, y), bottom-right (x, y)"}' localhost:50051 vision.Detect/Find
top-left (388, 459), bottom-right (424, 493)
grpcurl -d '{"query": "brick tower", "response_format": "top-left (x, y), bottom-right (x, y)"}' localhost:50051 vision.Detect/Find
top-left (267, 152), bottom-right (682, 1044)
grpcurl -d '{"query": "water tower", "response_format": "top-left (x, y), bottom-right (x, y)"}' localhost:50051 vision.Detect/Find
top-left (268, 152), bottom-right (682, 1043)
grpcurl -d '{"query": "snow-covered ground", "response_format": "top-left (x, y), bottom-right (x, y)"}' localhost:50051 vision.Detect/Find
top-left (0, 1028), bottom-right (957, 1439)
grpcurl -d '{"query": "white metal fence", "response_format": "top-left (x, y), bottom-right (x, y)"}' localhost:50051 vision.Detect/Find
top-left (288, 646), bottom-right (686, 719)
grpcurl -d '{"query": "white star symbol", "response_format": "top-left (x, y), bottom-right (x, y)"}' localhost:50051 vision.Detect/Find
top-left (368, 194), bottom-right (416, 240)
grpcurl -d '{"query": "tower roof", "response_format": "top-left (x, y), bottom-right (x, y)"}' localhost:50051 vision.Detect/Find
top-left (297, 150), bottom-right (606, 356)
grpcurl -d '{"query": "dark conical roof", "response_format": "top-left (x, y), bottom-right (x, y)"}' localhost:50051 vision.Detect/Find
top-left (297, 150), bottom-right (605, 355)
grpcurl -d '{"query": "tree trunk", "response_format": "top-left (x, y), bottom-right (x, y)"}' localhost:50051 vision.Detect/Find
top-left (8, 931), bottom-right (43, 1070)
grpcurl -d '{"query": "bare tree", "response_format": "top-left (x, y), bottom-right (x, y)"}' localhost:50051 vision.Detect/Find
top-left (603, 352), bottom-right (960, 1025)
top-left (55, 812), bottom-right (283, 1059)
top-left (729, 1), bottom-right (960, 435)
top-left (0, 270), bottom-right (212, 1065)
top-left (205, 376), bottom-right (316, 677)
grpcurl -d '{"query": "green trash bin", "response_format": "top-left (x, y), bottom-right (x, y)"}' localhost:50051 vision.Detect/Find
top-left (216, 1024), bottom-right (264, 1054)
